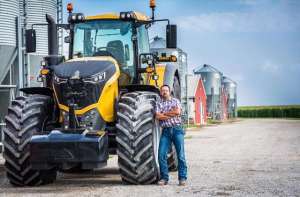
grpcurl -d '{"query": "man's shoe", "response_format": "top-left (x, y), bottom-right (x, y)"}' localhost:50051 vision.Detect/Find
top-left (178, 179), bottom-right (186, 186)
top-left (157, 179), bottom-right (168, 186)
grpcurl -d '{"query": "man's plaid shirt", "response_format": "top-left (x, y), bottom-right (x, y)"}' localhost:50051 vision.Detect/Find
top-left (155, 97), bottom-right (182, 128)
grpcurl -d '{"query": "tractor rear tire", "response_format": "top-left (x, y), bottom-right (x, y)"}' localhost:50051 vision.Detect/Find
top-left (116, 91), bottom-right (160, 184)
top-left (3, 95), bottom-right (57, 186)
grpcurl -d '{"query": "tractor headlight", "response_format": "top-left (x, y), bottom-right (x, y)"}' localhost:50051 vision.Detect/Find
top-left (120, 13), bottom-right (126, 19)
top-left (68, 13), bottom-right (85, 23)
top-left (83, 72), bottom-right (106, 83)
top-left (120, 11), bottom-right (136, 20)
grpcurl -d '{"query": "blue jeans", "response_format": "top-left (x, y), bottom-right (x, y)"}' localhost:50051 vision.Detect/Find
top-left (158, 125), bottom-right (187, 181)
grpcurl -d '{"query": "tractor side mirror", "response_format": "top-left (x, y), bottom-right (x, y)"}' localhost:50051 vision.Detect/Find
top-left (166, 24), bottom-right (177, 48)
top-left (25, 29), bottom-right (36, 53)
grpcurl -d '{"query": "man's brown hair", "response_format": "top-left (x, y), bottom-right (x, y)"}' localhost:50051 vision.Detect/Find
top-left (160, 84), bottom-right (171, 91)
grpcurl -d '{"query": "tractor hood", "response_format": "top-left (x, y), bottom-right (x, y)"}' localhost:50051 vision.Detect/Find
top-left (52, 57), bottom-right (120, 112)
top-left (53, 59), bottom-right (116, 78)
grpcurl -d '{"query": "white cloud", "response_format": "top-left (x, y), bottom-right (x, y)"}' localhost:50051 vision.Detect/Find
top-left (260, 60), bottom-right (280, 75)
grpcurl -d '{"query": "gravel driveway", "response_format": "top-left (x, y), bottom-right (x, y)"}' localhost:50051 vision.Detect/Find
top-left (0, 119), bottom-right (299, 196)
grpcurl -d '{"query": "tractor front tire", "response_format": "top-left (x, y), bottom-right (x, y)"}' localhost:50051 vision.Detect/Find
top-left (3, 95), bottom-right (57, 186)
top-left (116, 91), bottom-right (160, 184)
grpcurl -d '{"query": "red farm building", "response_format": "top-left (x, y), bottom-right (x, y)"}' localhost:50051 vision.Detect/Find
top-left (186, 75), bottom-right (207, 125)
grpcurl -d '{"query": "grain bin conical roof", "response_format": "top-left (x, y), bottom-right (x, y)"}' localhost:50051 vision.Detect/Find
top-left (194, 64), bottom-right (222, 74)
top-left (150, 36), bottom-right (166, 48)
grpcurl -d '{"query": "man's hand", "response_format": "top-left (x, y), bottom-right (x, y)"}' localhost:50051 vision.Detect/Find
top-left (155, 112), bottom-right (171, 120)
top-left (163, 107), bottom-right (181, 117)
top-left (156, 107), bottom-right (181, 120)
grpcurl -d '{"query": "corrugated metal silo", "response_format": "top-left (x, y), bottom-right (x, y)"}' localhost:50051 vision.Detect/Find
top-left (0, 0), bottom-right (19, 83)
top-left (0, 0), bottom-right (19, 121)
top-left (20, 0), bottom-right (57, 86)
top-left (222, 76), bottom-right (237, 118)
top-left (194, 64), bottom-right (223, 120)
top-left (25, 0), bottom-right (57, 55)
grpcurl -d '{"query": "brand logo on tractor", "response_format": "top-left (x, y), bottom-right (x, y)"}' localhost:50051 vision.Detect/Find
top-left (71, 70), bottom-right (80, 79)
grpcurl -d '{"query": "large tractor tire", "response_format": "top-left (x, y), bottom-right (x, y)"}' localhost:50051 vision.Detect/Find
top-left (116, 91), bottom-right (160, 184)
top-left (3, 95), bottom-right (57, 186)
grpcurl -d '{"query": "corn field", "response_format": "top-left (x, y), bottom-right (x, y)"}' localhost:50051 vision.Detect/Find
top-left (238, 105), bottom-right (300, 118)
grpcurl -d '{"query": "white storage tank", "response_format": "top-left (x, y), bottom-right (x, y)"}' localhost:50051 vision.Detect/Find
top-left (222, 76), bottom-right (237, 118)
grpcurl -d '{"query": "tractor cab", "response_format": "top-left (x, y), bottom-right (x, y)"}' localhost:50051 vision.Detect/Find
top-left (69, 12), bottom-right (151, 85)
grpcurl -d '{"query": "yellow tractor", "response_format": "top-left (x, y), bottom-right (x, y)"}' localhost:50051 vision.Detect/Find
top-left (3, 1), bottom-right (181, 186)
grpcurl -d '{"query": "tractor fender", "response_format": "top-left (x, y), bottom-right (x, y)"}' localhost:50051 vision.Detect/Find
top-left (162, 63), bottom-right (180, 90)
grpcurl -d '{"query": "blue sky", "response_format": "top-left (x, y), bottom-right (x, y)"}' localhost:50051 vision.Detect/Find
top-left (62, 0), bottom-right (300, 106)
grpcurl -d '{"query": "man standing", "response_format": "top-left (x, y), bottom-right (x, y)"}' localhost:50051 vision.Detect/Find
top-left (155, 84), bottom-right (187, 186)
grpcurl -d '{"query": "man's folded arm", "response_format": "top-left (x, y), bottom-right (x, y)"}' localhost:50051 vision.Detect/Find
top-left (155, 112), bottom-right (170, 120)
top-left (164, 107), bottom-right (181, 117)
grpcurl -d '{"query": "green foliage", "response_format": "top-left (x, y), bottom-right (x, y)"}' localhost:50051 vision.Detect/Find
top-left (238, 105), bottom-right (300, 118)
top-left (207, 119), bottom-right (222, 124)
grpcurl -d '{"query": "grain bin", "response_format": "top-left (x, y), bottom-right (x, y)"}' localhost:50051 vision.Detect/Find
top-left (222, 76), bottom-right (237, 118)
top-left (22, 0), bottom-right (57, 55)
top-left (19, 0), bottom-right (57, 86)
top-left (0, 0), bottom-right (19, 84)
top-left (0, 0), bottom-right (19, 120)
top-left (194, 64), bottom-right (223, 120)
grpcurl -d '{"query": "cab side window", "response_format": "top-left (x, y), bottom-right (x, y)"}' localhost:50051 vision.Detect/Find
top-left (137, 25), bottom-right (150, 68)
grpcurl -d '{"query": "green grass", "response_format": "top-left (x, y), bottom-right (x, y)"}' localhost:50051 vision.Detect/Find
top-left (184, 135), bottom-right (193, 139)
top-left (207, 119), bottom-right (223, 125)
top-left (238, 105), bottom-right (300, 118)
top-left (183, 123), bottom-right (201, 129)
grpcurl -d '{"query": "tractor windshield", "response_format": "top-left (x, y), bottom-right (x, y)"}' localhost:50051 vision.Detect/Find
top-left (73, 20), bottom-right (134, 70)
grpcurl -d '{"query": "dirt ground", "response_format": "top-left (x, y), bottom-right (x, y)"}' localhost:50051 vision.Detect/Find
top-left (0, 119), bottom-right (300, 197)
